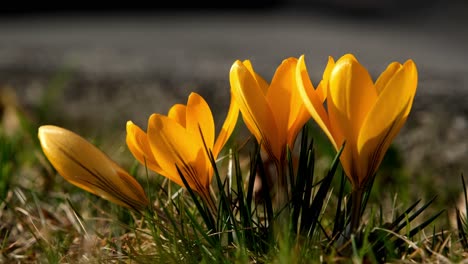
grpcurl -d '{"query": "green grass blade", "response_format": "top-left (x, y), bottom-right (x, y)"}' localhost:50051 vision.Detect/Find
top-left (389, 199), bottom-right (421, 230)
top-left (176, 165), bottom-right (216, 236)
top-left (408, 209), bottom-right (445, 238)
top-left (332, 172), bottom-right (347, 238)
top-left (301, 143), bottom-right (344, 235)
top-left (299, 147), bottom-right (316, 234)
top-left (456, 209), bottom-right (468, 249)
top-left (291, 126), bottom-right (313, 233)
top-left (395, 196), bottom-right (437, 233)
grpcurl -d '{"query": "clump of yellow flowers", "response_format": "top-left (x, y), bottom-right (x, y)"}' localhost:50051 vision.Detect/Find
top-left (38, 53), bottom-right (417, 235)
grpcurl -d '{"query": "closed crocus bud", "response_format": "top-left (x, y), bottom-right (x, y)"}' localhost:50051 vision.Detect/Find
top-left (297, 54), bottom-right (418, 190)
top-left (38, 125), bottom-right (149, 211)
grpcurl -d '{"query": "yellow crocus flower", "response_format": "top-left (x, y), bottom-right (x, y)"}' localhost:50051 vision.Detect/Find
top-left (126, 92), bottom-right (239, 210)
top-left (230, 57), bottom-right (311, 216)
top-left (229, 57), bottom-right (310, 165)
top-left (38, 125), bottom-right (149, 211)
top-left (297, 54), bottom-right (418, 189)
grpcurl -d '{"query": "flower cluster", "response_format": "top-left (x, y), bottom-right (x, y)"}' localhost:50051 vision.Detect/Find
top-left (38, 54), bottom-right (418, 221)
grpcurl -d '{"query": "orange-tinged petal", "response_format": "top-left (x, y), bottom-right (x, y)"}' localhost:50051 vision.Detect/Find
top-left (186, 92), bottom-right (215, 150)
top-left (285, 57), bottom-right (310, 149)
top-left (126, 121), bottom-right (163, 174)
top-left (359, 60), bottom-right (417, 146)
top-left (287, 102), bottom-right (310, 151)
top-left (213, 92), bottom-right (239, 158)
top-left (39, 125), bottom-right (149, 211)
top-left (327, 99), bottom-right (354, 186)
top-left (147, 114), bottom-right (207, 191)
top-left (328, 55), bottom-right (378, 144)
top-left (288, 60), bottom-right (307, 121)
top-left (296, 55), bottom-right (337, 149)
top-left (267, 57), bottom-right (297, 151)
top-left (400, 60), bottom-right (418, 118)
top-left (340, 53), bottom-right (358, 62)
top-left (230, 60), bottom-right (280, 160)
top-left (168, 104), bottom-right (187, 127)
top-left (357, 60), bottom-right (418, 184)
top-left (315, 56), bottom-right (335, 102)
top-left (375, 62), bottom-right (402, 94)
top-left (232, 61), bottom-right (266, 141)
top-left (327, 55), bottom-right (378, 184)
top-left (242, 60), bottom-right (269, 94)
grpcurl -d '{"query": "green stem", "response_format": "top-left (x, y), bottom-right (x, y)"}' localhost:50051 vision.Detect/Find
top-left (272, 159), bottom-right (290, 241)
top-left (275, 160), bottom-right (289, 217)
top-left (350, 187), bottom-right (364, 235)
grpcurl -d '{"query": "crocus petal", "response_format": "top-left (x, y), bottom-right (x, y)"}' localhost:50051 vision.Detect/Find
top-left (213, 92), bottom-right (239, 158)
top-left (267, 58), bottom-right (298, 153)
top-left (287, 103), bottom-right (310, 152)
top-left (327, 55), bottom-right (378, 184)
top-left (399, 60), bottom-right (418, 118)
top-left (296, 55), bottom-right (338, 149)
top-left (168, 104), bottom-right (187, 127)
top-left (375, 62), bottom-right (402, 94)
top-left (315, 56), bottom-right (335, 102)
top-left (284, 58), bottom-right (310, 149)
top-left (357, 60), bottom-right (418, 184)
top-left (231, 62), bottom-right (265, 141)
top-left (39, 125), bottom-right (149, 211)
top-left (327, 80), bottom-right (355, 185)
top-left (147, 114), bottom-right (208, 191)
top-left (328, 55), bottom-right (378, 142)
top-left (242, 60), bottom-right (269, 94)
top-left (126, 121), bottom-right (163, 174)
top-left (230, 60), bottom-right (280, 160)
top-left (186, 92), bottom-right (215, 151)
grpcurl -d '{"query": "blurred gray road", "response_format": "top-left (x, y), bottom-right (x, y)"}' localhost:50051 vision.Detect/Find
top-left (0, 2), bottom-right (467, 118)
top-left (0, 2), bottom-right (467, 189)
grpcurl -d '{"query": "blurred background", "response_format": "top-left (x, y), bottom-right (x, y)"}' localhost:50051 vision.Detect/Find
top-left (1, 0), bottom-right (466, 126)
top-left (0, 0), bottom-right (467, 215)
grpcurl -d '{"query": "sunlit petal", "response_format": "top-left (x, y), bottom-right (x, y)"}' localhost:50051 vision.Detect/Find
top-left (39, 125), bottom-right (148, 211)
top-left (230, 60), bottom-right (280, 160)
top-left (285, 59), bottom-right (310, 149)
top-left (359, 60), bottom-right (417, 145)
top-left (315, 56), bottom-right (335, 102)
top-left (231, 60), bottom-right (268, 140)
top-left (267, 57), bottom-right (297, 151)
top-left (168, 104), bottom-right (187, 127)
top-left (357, 60), bottom-right (418, 183)
top-left (186, 92), bottom-right (215, 150)
top-left (126, 121), bottom-right (163, 174)
top-left (328, 55), bottom-right (378, 142)
top-left (375, 62), bottom-right (402, 94)
top-left (327, 55), bottom-right (378, 184)
top-left (399, 60), bottom-right (419, 118)
top-left (287, 104), bottom-right (310, 151)
top-left (242, 60), bottom-right (269, 94)
top-left (147, 114), bottom-right (207, 190)
top-left (296, 55), bottom-right (338, 149)
top-left (213, 92), bottom-right (239, 158)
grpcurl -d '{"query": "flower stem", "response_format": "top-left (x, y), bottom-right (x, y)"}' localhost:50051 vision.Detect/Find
top-left (275, 161), bottom-right (290, 216)
top-left (273, 160), bottom-right (290, 241)
top-left (350, 187), bottom-right (364, 235)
